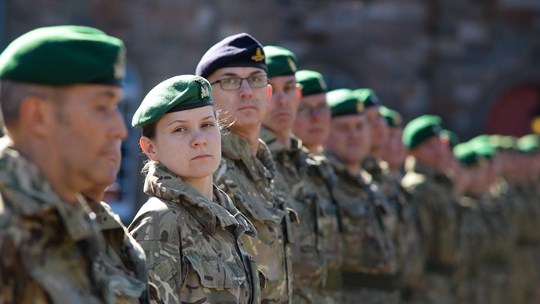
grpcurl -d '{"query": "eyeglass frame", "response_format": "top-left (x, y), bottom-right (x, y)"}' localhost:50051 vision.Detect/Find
top-left (210, 75), bottom-right (269, 91)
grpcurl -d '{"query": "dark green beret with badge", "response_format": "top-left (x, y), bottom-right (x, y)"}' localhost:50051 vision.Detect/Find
top-left (0, 25), bottom-right (125, 86)
top-left (379, 106), bottom-right (402, 128)
top-left (326, 88), bottom-right (364, 117)
top-left (296, 70), bottom-right (327, 96)
top-left (454, 140), bottom-right (496, 166)
top-left (354, 88), bottom-right (382, 108)
top-left (132, 75), bottom-right (213, 128)
top-left (402, 115), bottom-right (443, 149)
top-left (263, 45), bottom-right (297, 78)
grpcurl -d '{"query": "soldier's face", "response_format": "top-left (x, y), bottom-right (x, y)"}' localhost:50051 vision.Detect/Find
top-left (325, 114), bottom-right (370, 165)
top-left (48, 85), bottom-right (127, 193)
top-left (207, 67), bottom-right (271, 136)
top-left (293, 93), bottom-right (331, 151)
top-left (141, 106), bottom-right (221, 182)
top-left (263, 75), bottom-right (301, 136)
top-left (410, 136), bottom-right (446, 171)
top-left (365, 106), bottom-right (388, 154)
top-left (381, 127), bottom-right (406, 170)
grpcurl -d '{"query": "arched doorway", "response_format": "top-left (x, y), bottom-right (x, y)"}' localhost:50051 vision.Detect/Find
top-left (485, 84), bottom-right (540, 136)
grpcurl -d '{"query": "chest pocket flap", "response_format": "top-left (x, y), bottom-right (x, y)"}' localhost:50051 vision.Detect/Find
top-left (183, 250), bottom-right (246, 289)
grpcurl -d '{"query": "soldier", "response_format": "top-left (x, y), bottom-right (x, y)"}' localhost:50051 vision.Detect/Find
top-left (379, 106), bottom-right (425, 303)
top-left (128, 75), bottom-right (260, 303)
top-left (293, 70), bottom-right (344, 303)
top-left (196, 33), bottom-right (293, 303)
top-left (0, 25), bottom-right (148, 303)
top-left (324, 89), bottom-right (399, 304)
top-left (401, 115), bottom-right (464, 304)
top-left (260, 46), bottom-right (337, 303)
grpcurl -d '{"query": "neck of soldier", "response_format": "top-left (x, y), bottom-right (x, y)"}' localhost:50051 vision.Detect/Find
top-left (231, 124), bottom-right (262, 154)
top-left (271, 127), bottom-right (292, 150)
top-left (346, 161), bottom-right (362, 176)
top-left (306, 144), bottom-right (324, 156)
top-left (184, 175), bottom-right (214, 200)
top-left (13, 139), bottom-right (81, 204)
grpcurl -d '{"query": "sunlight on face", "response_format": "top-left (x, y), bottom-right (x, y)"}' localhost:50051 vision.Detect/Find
top-left (325, 114), bottom-right (371, 164)
top-left (142, 106), bottom-right (221, 181)
top-left (293, 93), bottom-right (331, 151)
top-left (264, 75), bottom-right (301, 134)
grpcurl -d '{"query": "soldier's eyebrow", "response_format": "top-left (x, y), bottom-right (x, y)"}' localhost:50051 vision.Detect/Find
top-left (217, 70), bottom-right (266, 78)
top-left (167, 116), bottom-right (214, 126)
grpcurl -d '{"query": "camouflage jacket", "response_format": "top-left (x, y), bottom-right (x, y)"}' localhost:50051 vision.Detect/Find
top-left (326, 154), bottom-right (398, 276)
top-left (87, 200), bottom-right (150, 302)
top-left (402, 159), bottom-right (462, 274)
top-left (214, 131), bottom-right (292, 303)
top-left (261, 127), bottom-right (333, 299)
top-left (0, 146), bottom-right (146, 304)
top-left (363, 159), bottom-right (424, 287)
top-left (129, 162), bottom-right (259, 304)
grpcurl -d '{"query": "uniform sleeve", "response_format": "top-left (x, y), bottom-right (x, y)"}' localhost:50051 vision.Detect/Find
top-left (129, 206), bottom-right (183, 304)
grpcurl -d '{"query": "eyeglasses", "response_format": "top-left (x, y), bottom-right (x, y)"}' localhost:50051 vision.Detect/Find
top-left (211, 75), bottom-right (268, 91)
top-left (296, 105), bottom-right (330, 117)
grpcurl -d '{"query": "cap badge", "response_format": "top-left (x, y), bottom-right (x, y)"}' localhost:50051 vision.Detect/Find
top-left (287, 57), bottom-right (297, 72)
top-left (251, 48), bottom-right (265, 62)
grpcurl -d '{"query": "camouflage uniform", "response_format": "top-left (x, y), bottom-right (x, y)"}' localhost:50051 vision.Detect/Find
top-left (129, 162), bottom-right (260, 304)
top-left (214, 131), bottom-right (293, 304)
top-left (363, 159), bottom-right (424, 303)
top-left (260, 127), bottom-right (333, 304)
top-left (87, 199), bottom-right (151, 303)
top-left (0, 146), bottom-right (147, 304)
top-left (307, 154), bottom-right (344, 304)
top-left (402, 159), bottom-right (464, 304)
top-left (326, 154), bottom-right (400, 304)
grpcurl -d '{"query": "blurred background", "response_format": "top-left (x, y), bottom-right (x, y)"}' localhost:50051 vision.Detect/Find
top-left (2, 0), bottom-right (539, 222)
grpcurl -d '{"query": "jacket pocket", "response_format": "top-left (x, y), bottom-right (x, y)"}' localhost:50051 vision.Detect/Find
top-left (183, 250), bottom-right (246, 289)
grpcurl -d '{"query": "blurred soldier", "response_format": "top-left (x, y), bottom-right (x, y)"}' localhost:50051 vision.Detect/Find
top-left (196, 33), bottom-right (293, 303)
top-left (260, 46), bottom-right (332, 303)
top-left (294, 70), bottom-right (344, 303)
top-left (324, 89), bottom-right (399, 304)
top-left (379, 106), bottom-right (425, 303)
top-left (454, 140), bottom-right (514, 304)
top-left (401, 115), bottom-right (463, 304)
top-left (0, 25), bottom-right (148, 303)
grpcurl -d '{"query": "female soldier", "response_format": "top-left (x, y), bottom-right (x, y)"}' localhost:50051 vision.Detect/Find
top-left (128, 75), bottom-right (260, 304)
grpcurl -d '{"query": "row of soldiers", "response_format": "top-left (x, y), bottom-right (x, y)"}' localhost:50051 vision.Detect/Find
top-left (0, 25), bottom-right (539, 304)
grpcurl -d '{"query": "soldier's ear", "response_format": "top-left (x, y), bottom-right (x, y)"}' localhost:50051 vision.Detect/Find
top-left (295, 83), bottom-right (302, 101)
top-left (266, 84), bottom-right (273, 104)
top-left (140, 136), bottom-right (159, 162)
top-left (18, 95), bottom-right (55, 138)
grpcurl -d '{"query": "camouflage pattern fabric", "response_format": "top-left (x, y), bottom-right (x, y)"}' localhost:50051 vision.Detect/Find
top-left (260, 127), bottom-right (330, 304)
top-left (402, 159), bottom-right (464, 304)
top-left (87, 200), bottom-right (151, 303)
top-left (326, 154), bottom-right (399, 304)
top-left (304, 154), bottom-right (344, 304)
top-left (363, 159), bottom-right (425, 302)
top-left (0, 146), bottom-right (146, 304)
top-left (129, 162), bottom-right (259, 304)
top-left (214, 131), bottom-right (292, 304)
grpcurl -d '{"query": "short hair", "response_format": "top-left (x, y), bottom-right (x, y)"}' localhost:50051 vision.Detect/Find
top-left (0, 80), bottom-right (58, 130)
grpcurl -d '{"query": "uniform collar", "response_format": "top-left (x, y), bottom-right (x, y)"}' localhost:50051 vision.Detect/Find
top-left (0, 145), bottom-right (101, 242)
top-left (221, 130), bottom-right (276, 181)
top-left (143, 162), bottom-right (240, 232)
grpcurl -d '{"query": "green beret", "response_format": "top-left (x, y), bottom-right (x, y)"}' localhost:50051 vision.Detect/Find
top-left (379, 106), bottom-right (403, 128)
top-left (0, 25), bottom-right (125, 86)
top-left (295, 70), bottom-right (327, 96)
top-left (440, 129), bottom-right (460, 148)
top-left (472, 140), bottom-right (496, 159)
top-left (326, 88), bottom-right (364, 117)
top-left (454, 143), bottom-right (479, 166)
top-left (354, 88), bottom-right (382, 108)
top-left (517, 134), bottom-right (540, 153)
top-left (263, 45), bottom-right (297, 78)
top-left (402, 115), bottom-right (443, 149)
top-left (132, 75), bottom-right (213, 128)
